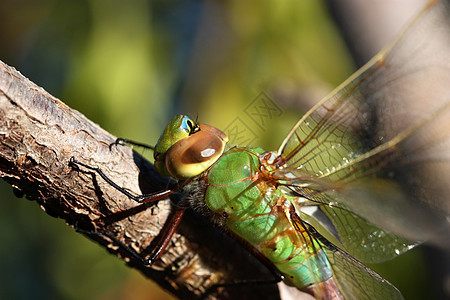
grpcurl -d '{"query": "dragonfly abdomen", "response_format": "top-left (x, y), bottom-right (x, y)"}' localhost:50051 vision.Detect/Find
top-left (260, 228), bottom-right (332, 289)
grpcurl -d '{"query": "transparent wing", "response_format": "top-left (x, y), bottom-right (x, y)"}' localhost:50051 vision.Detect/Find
top-left (325, 245), bottom-right (403, 300)
top-left (276, 0), bottom-right (450, 248)
top-left (289, 208), bottom-right (403, 300)
top-left (294, 197), bottom-right (416, 264)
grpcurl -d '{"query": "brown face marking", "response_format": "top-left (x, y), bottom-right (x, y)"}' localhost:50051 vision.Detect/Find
top-left (164, 126), bottom-right (228, 179)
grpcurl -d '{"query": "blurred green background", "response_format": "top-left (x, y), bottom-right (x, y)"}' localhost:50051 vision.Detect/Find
top-left (0, 0), bottom-right (439, 299)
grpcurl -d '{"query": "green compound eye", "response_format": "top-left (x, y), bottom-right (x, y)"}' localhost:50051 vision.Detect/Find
top-left (154, 115), bottom-right (228, 180)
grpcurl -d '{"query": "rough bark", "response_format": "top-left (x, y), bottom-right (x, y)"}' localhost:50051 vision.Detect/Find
top-left (0, 60), bottom-right (280, 299)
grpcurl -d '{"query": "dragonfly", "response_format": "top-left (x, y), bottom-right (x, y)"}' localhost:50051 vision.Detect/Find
top-left (72, 0), bottom-right (449, 299)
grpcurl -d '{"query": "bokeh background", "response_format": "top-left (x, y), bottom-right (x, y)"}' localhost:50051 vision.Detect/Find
top-left (0, 0), bottom-right (444, 299)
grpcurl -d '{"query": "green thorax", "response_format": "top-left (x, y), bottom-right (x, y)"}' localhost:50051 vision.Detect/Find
top-left (203, 146), bottom-right (332, 288)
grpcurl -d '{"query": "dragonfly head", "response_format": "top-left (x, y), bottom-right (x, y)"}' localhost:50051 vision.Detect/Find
top-left (154, 115), bottom-right (228, 180)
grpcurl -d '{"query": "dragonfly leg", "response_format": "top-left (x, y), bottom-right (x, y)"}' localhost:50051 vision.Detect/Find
top-left (70, 157), bottom-right (188, 266)
top-left (69, 157), bottom-right (177, 203)
top-left (75, 202), bottom-right (187, 266)
top-left (109, 137), bottom-right (155, 151)
top-left (145, 198), bottom-right (187, 264)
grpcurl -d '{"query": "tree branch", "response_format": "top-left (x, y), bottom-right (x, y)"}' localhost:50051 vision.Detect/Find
top-left (0, 60), bottom-right (280, 299)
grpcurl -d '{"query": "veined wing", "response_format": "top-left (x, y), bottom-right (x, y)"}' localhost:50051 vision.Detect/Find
top-left (279, 173), bottom-right (416, 263)
top-left (325, 242), bottom-right (403, 300)
top-left (289, 207), bottom-right (403, 300)
top-left (295, 191), bottom-right (417, 264)
top-left (276, 0), bottom-right (450, 248)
